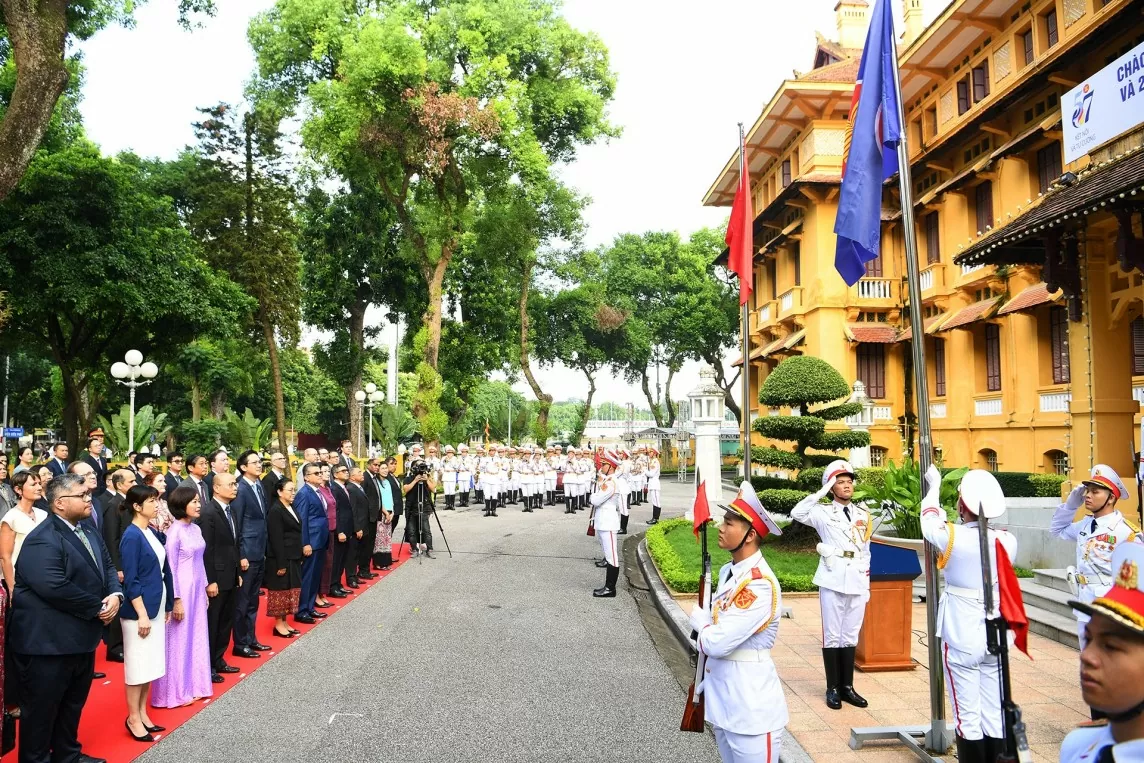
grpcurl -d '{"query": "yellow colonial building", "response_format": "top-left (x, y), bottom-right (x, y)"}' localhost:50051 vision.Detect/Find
top-left (705, 0), bottom-right (1144, 492)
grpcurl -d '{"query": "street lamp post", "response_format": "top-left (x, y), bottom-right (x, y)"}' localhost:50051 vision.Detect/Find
top-left (110, 350), bottom-right (158, 453)
top-left (355, 383), bottom-right (385, 456)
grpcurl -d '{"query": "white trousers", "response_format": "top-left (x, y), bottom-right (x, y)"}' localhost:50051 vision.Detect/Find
top-left (648, 488), bottom-right (661, 506)
top-left (619, 490), bottom-right (629, 517)
top-left (598, 530), bottom-right (619, 567)
top-left (941, 642), bottom-right (1003, 741)
top-left (819, 587), bottom-right (865, 648)
top-left (714, 728), bottom-right (782, 763)
top-left (545, 476), bottom-right (557, 491)
top-left (443, 477), bottom-right (456, 495)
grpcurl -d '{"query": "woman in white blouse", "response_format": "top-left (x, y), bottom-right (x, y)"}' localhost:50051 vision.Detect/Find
top-left (0, 470), bottom-right (49, 592)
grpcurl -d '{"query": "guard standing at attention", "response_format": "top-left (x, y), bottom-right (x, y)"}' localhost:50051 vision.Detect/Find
top-left (689, 483), bottom-right (788, 763)
top-left (645, 446), bottom-right (662, 526)
top-left (920, 466), bottom-right (1017, 763)
top-left (457, 444), bottom-right (472, 507)
top-left (589, 449), bottom-right (623, 598)
top-left (790, 459), bottom-right (871, 710)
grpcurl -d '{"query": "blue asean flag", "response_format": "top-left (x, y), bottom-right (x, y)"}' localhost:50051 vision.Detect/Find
top-left (834, 0), bottom-right (902, 286)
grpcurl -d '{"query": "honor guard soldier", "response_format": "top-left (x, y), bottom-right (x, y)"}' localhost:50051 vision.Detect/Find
top-left (457, 444), bottom-right (472, 506)
top-left (563, 448), bottom-right (579, 513)
top-left (1052, 464), bottom-right (1141, 648)
top-left (441, 446), bottom-right (458, 510)
top-left (472, 445), bottom-right (485, 505)
top-left (530, 450), bottom-right (544, 511)
top-left (518, 449), bottom-right (535, 513)
top-left (921, 466), bottom-right (1017, 763)
top-left (633, 445), bottom-right (648, 505)
top-left (589, 449), bottom-right (623, 598)
top-left (689, 483), bottom-right (788, 763)
top-left (645, 446), bottom-right (663, 525)
top-left (481, 447), bottom-right (501, 517)
top-left (544, 446), bottom-right (558, 506)
top-left (790, 459), bottom-right (871, 710)
top-left (616, 450), bottom-right (631, 535)
top-left (1061, 541), bottom-right (1144, 762)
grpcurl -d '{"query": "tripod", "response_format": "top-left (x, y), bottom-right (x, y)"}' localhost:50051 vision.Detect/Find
top-left (413, 487), bottom-right (452, 564)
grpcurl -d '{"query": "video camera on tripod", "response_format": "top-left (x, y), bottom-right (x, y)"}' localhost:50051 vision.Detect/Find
top-left (408, 459), bottom-right (432, 478)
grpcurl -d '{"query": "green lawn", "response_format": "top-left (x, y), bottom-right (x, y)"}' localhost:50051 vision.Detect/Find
top-left (647, 518), bottom-right (819, 593)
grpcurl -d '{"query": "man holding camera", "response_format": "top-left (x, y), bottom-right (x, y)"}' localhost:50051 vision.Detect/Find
top-left (403, 455), bottom-right (437, 558)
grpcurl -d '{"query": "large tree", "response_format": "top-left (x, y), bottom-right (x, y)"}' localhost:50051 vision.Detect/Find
top-left (0, 143), bottom-right (247, 447)
top-left (247, 0), bottom-right (616, 416)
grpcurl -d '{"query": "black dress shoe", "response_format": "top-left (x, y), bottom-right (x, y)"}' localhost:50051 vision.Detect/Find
top-left (288, 628), bottom-right (300, 634)
top-left (92, 672), bottom-right (106, 680)
top-left (314, 601), bottom-right (333, 608)
top-left (346, 580), bottom-right (360, 589)
top-left (825, 687), bottom-right (842, 710)
top-left (232, 646), bottom-right (261, 659)
top-left (311, 611), bottom-right (328, 619)
top-left (381, 565), bottom-right (391, 571)
top-left (294, 614), bottom-right (316, 624)
top-left (77, 755), bottom-right (108, 763)
top-left (107, 650), bottom-right (124, 663)
top-left (424, 550), bottom-right (434, 559)
top-left (218, 664), bottom-right (240, 674)
top-left (328, 589), bottom-right (347, 599)
top-left (211, 673), bottom-right (224, 684)
top-left (273, 628), bottom-right (296, 638)
top-left (840, 686), bottom-right (868, 708)
top-left (257, 590), bottom-right (265, 596)
top-left (595, 559), bottom-right (608, 568)
top-left (592, 586), bottom-right (616, 598)
top-left (360, 571), bottom-right (378, 579)
top-left (251, 642), bottom-right (272, 652)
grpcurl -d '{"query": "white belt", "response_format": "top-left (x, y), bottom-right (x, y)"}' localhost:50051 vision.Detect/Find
top-left (724, 647), bottom-right (772, 663)
top-left (944, 584), bottom-right (997, 602)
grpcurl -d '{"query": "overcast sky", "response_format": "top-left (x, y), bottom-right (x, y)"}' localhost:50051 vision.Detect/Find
top-left (77, 0), bottom-right (942, 409)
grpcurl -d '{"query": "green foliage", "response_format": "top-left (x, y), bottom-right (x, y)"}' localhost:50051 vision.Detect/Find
top-left (816, 401), bottom-right (864, 421)
top-left (754, 416), bottom-right (825, 441)
top-left (412, 362), bottom-right (448, 443)
top-left (853, 459), bottom-right (968, 540)
top-left (750, 475), bottom-right (796, 491)
top-left (95, 405), bottom-right (172, 456)
top-left (817, 430), bottom-right (873, 451)
top-left (1027, 473), bottom-right (1067, 498)
top-left (855, 467), bottom-right (887, 494)
top-left (990, 471), bottom-right (1066, 498)
top-left (177, 419), bottom-right (228, 458)
top-left (372, 402), bottom-right (418, 454)
top-left (759, 356), bottom-right (852, 407)
top-left (797, 467), bottom-right (825, 490)
top-left (754, 446), bottom-right (804, 472)
top-left (758, 488), bottom-right (812, 514)
top-left (223, 408), bottom-right (274, 452)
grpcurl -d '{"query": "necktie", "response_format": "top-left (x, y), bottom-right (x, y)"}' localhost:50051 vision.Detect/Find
top-left (253, 482), bottom-right (265, 514)
top-left (1096, 745), bottom-right (1114, 763)
top-left (223, 504), bottom-right (235, 537)
top-left (74, 525), bottom-right (97, 564)
top-left (1091, 517), bottom-right (1099, 533)
top-left (199, 481), bottom-right (210, 508)
top-left (843, 505), bottom-right (852, 521)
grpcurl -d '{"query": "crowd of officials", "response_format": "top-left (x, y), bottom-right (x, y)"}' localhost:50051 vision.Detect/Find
top-left (0, 434), bottom-right (411, 763)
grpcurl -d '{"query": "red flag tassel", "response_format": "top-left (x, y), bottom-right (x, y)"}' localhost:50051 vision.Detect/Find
top-left (693, 479), bottom-right (711, 539)
top-left (995, 538), bottom-right (1031, 659)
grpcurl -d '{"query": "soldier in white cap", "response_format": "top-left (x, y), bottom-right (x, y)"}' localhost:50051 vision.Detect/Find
top-left (544, 446), bottom-right (558, 506)
top-left (589, 449), bottom-right (623, 598)
top-left (645, 446), bottom-right (663, 525)
top-left (472, 444), bottom-right (485, 506)
top-left (1060, 541), bottom-right (1144, 762)
top-left (440, 445), bottom-right (458, 510)
top-left (616, 449), bottom-right (631, 535)
top-left (790, 459), bottom-right (871, 710)
top-left (457, 444), bottom-right (472, 507)
top-left (1052, 464), bottom-right (1142, 649)
top-left (480, 446), bottom-right (501, 517)
top-left (921, 466), bottom-right (1018, 763)
top-left (689, 483), bottom-right (788, 763)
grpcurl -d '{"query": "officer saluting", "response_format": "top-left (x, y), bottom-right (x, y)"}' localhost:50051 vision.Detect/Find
top-left (1051, 464), bottom-right (1141, 648)
top-left (689, 483), bottom-right (788, 763)
top-left (589, 449), bottom-right (622, 598)
top-left (790, 459), bottom-right (871, 710)
top-left (920, 466), bottom-right (1017, 763)
top-left (1061, 541), bottom-right (1144, 762)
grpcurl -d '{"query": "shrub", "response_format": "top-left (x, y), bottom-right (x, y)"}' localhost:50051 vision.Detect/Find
top-left (797, 466), bottom-right (825, 490)
top-left (856, 467), bottom-right (887, 493)
top-left (177, 419), bottom-right (228, 458)
top-left (1027, 473), bottom-right (1067, 498)
top-left (759, 356), bottom-right (852, 406)
top-left (751, 475), bottom-right (795, 491)
top-left (758, 488), bottom-right (811, 513)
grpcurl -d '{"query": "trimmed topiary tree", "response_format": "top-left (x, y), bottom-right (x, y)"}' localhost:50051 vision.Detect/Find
top-left (754, 356), bottom-right (871, 472)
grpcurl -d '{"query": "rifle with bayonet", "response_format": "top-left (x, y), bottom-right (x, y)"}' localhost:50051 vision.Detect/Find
top-left (681, 518), bottom-right (711, 732)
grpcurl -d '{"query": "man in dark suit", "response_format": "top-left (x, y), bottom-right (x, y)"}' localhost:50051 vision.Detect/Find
top-left (358, 459), bottom-right (384, 577)
top-left (233, 450), bottom-right (271, 658)
top-left (181, 453), bottom-right (212, 506)
top-left (294, 463), bottom-right (330, 623)
top-left (11, 473), bottom-right (122, 763)
top-left (337, 440), bottom-right (356, 472)
top-left (347, 467), bottom-right (371, 582)
top-left (46, 442), bottom-right (69, 477)
top-left (100, 468), bottom-right (136, 663)
top-left (80, 437), bottom-right (108, 500)
top-left (329, 464), bottom-right (357, 594)
top-left (199, 472), bottom-right (242, 681)
top-left (132, 451), bottom-right (156, 485)
top-left (205, 449), bottom-right (230, 493)
top-left (164, 451), bottom-right (185, 496)
top-left (261, 452), bottom-right (288, 498)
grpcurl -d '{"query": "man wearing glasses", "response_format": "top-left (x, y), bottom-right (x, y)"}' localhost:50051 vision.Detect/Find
top-left (164, 452), bottom-right (185, 497)
top-left (10, 473), bottom-right (122, 763)
top-left (262, 452), bottom-right (289, 498)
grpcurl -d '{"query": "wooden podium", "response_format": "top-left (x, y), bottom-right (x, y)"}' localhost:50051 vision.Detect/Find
top-left (856, 540), bottom-right (922, 672)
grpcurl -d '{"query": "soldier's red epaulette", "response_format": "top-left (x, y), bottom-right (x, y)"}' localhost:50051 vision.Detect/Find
top-left (750, 568), bottom-right (763, 580)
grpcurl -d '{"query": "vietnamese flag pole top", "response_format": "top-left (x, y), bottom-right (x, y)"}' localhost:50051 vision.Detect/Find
top-left (726, 125), bottom-right (753, 306)
top-left (833, 0), bottom-right (902, 286)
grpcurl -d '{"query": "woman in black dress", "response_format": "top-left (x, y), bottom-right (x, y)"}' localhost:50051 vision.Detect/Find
top-left (265, 480), bottom-right (303, 638)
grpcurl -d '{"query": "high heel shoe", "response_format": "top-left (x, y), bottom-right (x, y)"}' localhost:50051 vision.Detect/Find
top-left (143, 722), bottom-right (166, 733)
top-left (125, 718), bottom-right (155, 742)
top-left (273, 628), bottom-right (296, 639)
top-left (288, 628), bottom-right (300, 635)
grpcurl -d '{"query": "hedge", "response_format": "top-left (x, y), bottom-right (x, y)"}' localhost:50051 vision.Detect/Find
top-left (759, 356), bottom-right (852, 406)
top-left (758, 488), bottom-right (810, 513)
top-left (750, 475), bottom-right (796, 491)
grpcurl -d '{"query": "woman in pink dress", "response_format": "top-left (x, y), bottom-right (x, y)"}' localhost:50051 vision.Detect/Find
top-left (151, 486), bottom-right (213, 707)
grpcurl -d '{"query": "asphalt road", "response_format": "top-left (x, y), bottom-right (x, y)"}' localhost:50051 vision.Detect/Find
top-left (138, 478), bottom-right (720, 763)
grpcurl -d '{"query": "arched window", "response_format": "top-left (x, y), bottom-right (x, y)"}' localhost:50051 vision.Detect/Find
top-left (870, 446), bottom-right (887, 468)
top-left (979, 448), bottom-right (998, 472)
top-left (1046, 449), bottom-right (1069, 475)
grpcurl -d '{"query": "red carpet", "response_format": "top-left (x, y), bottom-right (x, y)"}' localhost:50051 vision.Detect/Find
top-left (2, 543), bottom-right (412, 763)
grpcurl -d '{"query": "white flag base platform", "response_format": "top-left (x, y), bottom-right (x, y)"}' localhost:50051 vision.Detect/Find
top-left (849, 722), bottom-right (952, 762)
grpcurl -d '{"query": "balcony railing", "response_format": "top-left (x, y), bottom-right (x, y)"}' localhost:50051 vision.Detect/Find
top-left (1134, 384), bottom-right (1144, 405)
top-left (759, 304), bottom-right (771, 323)
top-left (919, 268), bottom-right (934, 292)
top-left (857, 278), bottom-right (893, 300)
top-left (779, 289), bottom-right (796, 312)
top-left (961, 262), bottom-right (985, 277)
top-left (930, 402), bottom-right (947, 419)
top-left (873, 405), bottom-right (893, 420)
top-left (1039, 391), bottom-right (1072, 413)
top-left (974, 396), bottom-right (1003, 416)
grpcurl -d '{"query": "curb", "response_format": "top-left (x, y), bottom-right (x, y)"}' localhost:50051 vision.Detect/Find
top-left (635, 539), bottom-right (814, 763)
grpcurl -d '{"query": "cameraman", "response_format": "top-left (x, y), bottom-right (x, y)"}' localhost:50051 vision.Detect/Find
top-left (403, 456), bottom-right (437, 558)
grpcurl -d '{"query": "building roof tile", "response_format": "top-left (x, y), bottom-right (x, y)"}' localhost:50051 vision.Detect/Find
top-left (938, 297), bottom-right (1003, 331)
top-left (997, 282), bottom-right (1063, 315)
top-left (845, 324), bottom-right (899, 343)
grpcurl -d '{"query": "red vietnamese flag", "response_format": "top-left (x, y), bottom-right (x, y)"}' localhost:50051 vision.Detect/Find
top-left (725, 147), bottom-right (754, 306)
top-left (693, 473), bottom-right (711, 539)
top-left (996, 539), bottom-right (1031, 659)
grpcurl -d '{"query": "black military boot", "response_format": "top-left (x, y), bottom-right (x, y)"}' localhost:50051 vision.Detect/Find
top-left (823, 648), bottom-right (842, 709)
top-left (619, 514), bottom-right (629, 535)
top-left (593, 564), bottom-right (618, 597)
top-left (955, 736), bottom-right (985, 763)
top-left (647, 505), bottom-right (661, 525)
top-left (838, 647), bottom-right (868, 707)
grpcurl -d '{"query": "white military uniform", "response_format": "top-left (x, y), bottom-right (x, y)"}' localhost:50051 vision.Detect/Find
top-left (646, 455), bottom-right (662, 506)
top-left (457, 447), bottom-right (472, 503)
top-left (590, 471), bottom-right (621, 566)
top-left (690, 552), bottom-right (788, 762)
top-left (920, 471), bottom-right (1017, 742)
top-left (616, 456), bottom-right (631, 518)
top-left (441, 454), bottom-right (458, 496)
top-left (1060, 724), bottom-right (1144, 763)
top-left (481, 451), bottom-right (501, 510)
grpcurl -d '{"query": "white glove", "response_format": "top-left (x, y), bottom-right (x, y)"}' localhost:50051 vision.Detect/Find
top-left (816, 542), bottom-right (837, 558)
top-left (816, 476), bottom-right (836, 501)
top-left (689, 603), bottom-right (713, 631)
top-left (1065, 484), bottom-right (1087, 511)
top-left (923, 465), bottom-right (942, 508)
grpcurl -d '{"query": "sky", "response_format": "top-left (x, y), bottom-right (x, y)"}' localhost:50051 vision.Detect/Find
top-left (76, 0), bottom-right (942, 410)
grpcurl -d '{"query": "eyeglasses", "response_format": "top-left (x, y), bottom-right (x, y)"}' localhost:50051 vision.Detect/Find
top-left (61, 493), bottom-right (93, 502)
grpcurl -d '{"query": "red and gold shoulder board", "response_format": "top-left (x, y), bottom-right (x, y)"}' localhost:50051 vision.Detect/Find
top-left (750, 568), bottom-right (763, 580)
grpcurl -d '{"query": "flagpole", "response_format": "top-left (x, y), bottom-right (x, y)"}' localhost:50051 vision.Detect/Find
top-left (887, 30), bottom-right (950, 757)
top-left (738, 122), bottom-right (752, 488)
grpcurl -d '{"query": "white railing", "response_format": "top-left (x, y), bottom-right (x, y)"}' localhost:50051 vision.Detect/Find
top-left (920, 268), bottom-right (934, 291)
top-left (873, 405), bottom-right (893, 420)
top-left (1134, 385), bottom-right (1144, 405)
top-left (974, 397), bottom-right (1003, 416)
top-left (1039, 392), bottom-right (1072, 413)
top-left (759, 304), bottom-right (771, 323)
top-left (780, 290), bottom-right (795, 312)
top-left (857, 279), bottom-right (892, 299)
top-left (961, 262), bottom-right (985, 276)
top-left (930, 402), bottom-right (947, 418)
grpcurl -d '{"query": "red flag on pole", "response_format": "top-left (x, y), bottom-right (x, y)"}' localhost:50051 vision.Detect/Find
top-left (725, 132), bottom-right (754, 306)
top-left (693, 474), bottom-right (711, 539)
top-left (995, 538), bottom-right (1031, 659)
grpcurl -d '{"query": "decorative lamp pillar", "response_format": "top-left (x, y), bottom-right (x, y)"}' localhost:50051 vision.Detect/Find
top-left (675, 426), bottom-right (691, 483)
top-left (110, 350), bottom-right (158, 452)
top-left (846, 380), bottom-right (874, 469)
top-left (687, 365), bottom-right (725, 511)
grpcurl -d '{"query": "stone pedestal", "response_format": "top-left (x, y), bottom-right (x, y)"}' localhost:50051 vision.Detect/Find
top-left (687, 365), bottom-right (727, 512)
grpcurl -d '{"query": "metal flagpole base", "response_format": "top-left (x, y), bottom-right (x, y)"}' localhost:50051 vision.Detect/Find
top-left (849, 722), bottom-right (952, 762)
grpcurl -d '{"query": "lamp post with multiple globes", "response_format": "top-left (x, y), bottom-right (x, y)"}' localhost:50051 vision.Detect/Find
top-left (109, 350), bottom-right (158, 452)
top-left (354, 383), bottom-right (385, 456)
